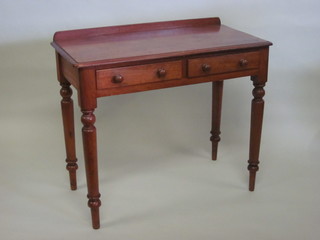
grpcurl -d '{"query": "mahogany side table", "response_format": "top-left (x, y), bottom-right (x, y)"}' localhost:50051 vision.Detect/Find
top-left (51, 17), bottom-right (272, 229)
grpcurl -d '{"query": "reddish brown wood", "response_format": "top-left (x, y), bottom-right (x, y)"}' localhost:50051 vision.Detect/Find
top-left (96, 60), bottom-right (182, 90)
top-left (60, 57), bottom-right (80, 89)
top-left (78, 68), bottom-right (100, 229)
top-left (53, 17), bottom-right (221, 43)
top-left (56, 52), bottom-right (78, 191)
top-left (157, 68), bottom-right (167, 78)
top-left (78, 68), bottom-right (97, 110)
top-left (188, 51), bottom-right (260, 78)
top-left (211, 81), bottom-right (224, 160)
top-left (248, 77), bottom-right (265, 191)
top-left (52, 18), bottom-right (272, 229)
top-left (202, 63), bottom-right (211, 73)
top-left (51, 18), bottom-right (271, 68)
top-left (96, 68), bottom-right (259, 97)
top-left (239, 59), bottom-right (249, 67)
top-left (112, 75), bottom-right (124, 83)
top-left (60, 81), bottom-right (78, 190)
top-left (247, 47), bottom-right (269, 191)
top-left (81, 109), bottom-right (101, 229)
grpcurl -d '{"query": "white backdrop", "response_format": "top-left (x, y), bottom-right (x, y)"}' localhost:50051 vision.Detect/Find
top-left (1, 0), bottom-right (320, 239)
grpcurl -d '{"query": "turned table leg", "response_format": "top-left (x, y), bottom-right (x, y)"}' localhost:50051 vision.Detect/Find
top-left (60, 81), bottom-right (78, 190)
top-left (81, 109), bottom-right (101, 229)
top-left (210, 80), bottom-right (224, 160)
top-left (248, 76), bottom-right (266, 191)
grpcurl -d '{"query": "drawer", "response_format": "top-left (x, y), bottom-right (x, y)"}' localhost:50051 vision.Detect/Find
top-left (96, 60), bottom-right (182, 89)
top-left (188, 51), bottom-right (260, 78)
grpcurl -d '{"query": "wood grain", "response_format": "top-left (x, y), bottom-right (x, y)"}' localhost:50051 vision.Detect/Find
top-left (96, 60), bottom-right (182, 89)
top-left (188, 51), bottom-right (260, 78)
top-left (52, 18), bottom-right (271, 67)
top-left (211, 81), bottom-right (224, 160)
top-left (52, 17), bottom-right (272, 229)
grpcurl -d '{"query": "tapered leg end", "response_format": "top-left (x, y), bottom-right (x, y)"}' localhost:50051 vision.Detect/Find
top-left (67, 162), bottom-right (78, 190)
top-left (211, 142), bottom-right (218, 160)
top-left (91, 212), bottom-right (100, 229)
top-left (89, 199), bottom-right (101, 229)
top-left (248, 171), bottom-right (256, 191)
top-left (248, 164), bottom-right (259, 191)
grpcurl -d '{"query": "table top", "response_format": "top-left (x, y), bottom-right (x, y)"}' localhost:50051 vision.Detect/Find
top-left (52, 17), bottom-right (272, 67)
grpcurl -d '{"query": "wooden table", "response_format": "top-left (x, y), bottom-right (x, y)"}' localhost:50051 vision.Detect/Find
top-left (51, 17), bottom-right (272, 229)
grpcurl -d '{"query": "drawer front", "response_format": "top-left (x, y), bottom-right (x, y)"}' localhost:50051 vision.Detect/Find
top-left (188, 51), bottom-right (260, 78)
top-left (96, 60), bottom-right (182, 89)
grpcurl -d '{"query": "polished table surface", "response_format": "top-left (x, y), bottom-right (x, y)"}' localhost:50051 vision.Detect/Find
top-left (52, 17), bottom-right (272, 229)
top-left (52, 18), bottom-right (269, 66)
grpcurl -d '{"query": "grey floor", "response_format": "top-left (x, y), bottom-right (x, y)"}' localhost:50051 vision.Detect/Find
top-left (0, 39), bottom-right (320, 240)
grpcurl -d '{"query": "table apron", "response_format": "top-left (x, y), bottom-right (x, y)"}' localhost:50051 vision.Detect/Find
top-left (96, 69), bottom-right (259, 97)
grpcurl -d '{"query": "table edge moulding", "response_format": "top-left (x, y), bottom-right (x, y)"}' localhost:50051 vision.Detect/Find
top-left (51, 17), bottom-right (272, 229)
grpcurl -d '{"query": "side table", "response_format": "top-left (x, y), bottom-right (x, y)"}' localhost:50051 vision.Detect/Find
top-left (51, 17), bottom-right (272, 229)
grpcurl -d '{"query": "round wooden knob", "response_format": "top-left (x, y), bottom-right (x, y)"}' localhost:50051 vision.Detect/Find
top-left (112, 74), bottom-right (124, 83)
top-left (202, 64), bottom-right (211, 73)
top-left (239, 59), bottom-right (248, 67)
top-left (157, 68), bottom-right (166, 78)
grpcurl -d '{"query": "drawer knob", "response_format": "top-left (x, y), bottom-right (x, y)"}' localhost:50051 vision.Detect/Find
top-left (112, 74), bottom-right (124, 83)
top-left (239, 59), bottom-right (249, 67)
top-left (157, 68), bottom-right (167, 78)
top-left (202, 64), bottom-right (211, 73)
